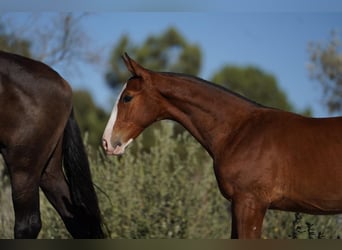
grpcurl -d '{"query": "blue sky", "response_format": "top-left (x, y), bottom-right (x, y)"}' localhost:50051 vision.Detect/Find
top-left (1, 0), bottom-right (342, 12)
top-left (1, 1), bottom-right (342, 117)
top-left (78, 13), bottom-right (341, 117)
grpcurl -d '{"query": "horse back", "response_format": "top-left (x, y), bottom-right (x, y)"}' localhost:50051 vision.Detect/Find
top-left (0, 51), bottom-right (72, 96)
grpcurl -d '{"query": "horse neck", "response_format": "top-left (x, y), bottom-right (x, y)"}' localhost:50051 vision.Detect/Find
top-left (157, 74), bottom-right (258, 158)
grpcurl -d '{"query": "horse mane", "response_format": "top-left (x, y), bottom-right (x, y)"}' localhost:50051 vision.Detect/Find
top-left (160, 71), bottom-right (264, 108)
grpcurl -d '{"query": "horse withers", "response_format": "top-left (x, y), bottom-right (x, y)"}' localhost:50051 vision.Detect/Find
top-left (0, 51), bottom-right (104, 238)
top-left (102, 53), bottom-right (342, 239)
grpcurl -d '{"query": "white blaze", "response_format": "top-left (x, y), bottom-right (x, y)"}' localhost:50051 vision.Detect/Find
top-left (102, 83), bottom-right (127, 152)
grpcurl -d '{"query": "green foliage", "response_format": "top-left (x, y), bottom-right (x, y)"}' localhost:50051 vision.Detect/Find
top-left (73, 90), bottom-right (108, 150)
top-left (211, 65), bottom-right (294, 112)
top-left (0, 123), bottom-right (341, 239)
top-left (0, 21), bottom-right (31, 56)
top-left (92, 123), bottom-right (229, 238)
top-left (308, 31), bottom-right (342, 114)
top-left (106, 27), bottom-right (202, 89)
top-left (287, 212), bottom-right (340, 239)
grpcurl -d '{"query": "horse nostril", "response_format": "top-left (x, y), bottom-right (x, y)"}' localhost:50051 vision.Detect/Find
top-left (113, 141), bottom-right (122, 148)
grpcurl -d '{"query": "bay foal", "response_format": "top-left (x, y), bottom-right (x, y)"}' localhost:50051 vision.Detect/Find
top-left (102, 54), bottom-right (342, 238)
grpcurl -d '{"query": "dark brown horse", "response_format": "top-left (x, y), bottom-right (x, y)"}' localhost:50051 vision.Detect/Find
top-left (102, 53), bottom-right (342, 239)
top-left (0, 51), bottom-right (104, 238)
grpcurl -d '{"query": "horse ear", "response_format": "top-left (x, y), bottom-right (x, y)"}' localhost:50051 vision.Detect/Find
top-left (122, 52), bottom-right (148, 78)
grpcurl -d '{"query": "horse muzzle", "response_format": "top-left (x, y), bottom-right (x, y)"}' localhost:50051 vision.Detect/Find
top-left (102, 138), bottom-right (133, 156)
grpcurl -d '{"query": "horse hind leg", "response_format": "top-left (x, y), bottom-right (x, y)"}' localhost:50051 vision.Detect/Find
top-left (11, 177), bottom-right (41, 238)
top-left (39, 137), bottom-right (102, 238)
top-left (3, 148), bottom-right (43, 238)
top-left (39, 137), bottom-right (75, 237)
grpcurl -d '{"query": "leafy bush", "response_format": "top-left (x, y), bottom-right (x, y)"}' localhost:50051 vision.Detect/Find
top-left (91, 122), bottom-right (229, 238)
top-left (0, 122), bottom-right (341, 238)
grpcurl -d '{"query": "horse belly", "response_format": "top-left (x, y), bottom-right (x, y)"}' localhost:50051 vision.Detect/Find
top-left (271, 196), bottom-right (342, 215)
top-left (275, 151), bottom-right (342, 215)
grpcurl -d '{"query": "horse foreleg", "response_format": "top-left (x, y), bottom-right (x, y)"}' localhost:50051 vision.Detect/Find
top-left (230, 195), bottom-right (267, 239)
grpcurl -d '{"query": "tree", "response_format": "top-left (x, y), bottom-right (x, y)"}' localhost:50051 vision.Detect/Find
top-left (211, 65), bottom-right (294, 111)
top-left (1, 13), bottom-right (102, 75)
top-left (73, 90), bottom-right (108, 150)
top-left (308, 31), bottom-right (342, 114)
top-left (0, 22), bottom-right (31, 56)
top-left (106, 27), bottom-right (202, 90)
top-left (1, 13), bottom-right (107, 150)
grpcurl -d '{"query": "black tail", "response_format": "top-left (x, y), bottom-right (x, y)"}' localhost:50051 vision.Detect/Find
top-left (62, 109), bottom-right (104, 238)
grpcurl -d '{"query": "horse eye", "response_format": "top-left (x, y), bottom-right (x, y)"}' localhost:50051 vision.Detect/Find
top-left (123, 95), bottom-right (133, 103)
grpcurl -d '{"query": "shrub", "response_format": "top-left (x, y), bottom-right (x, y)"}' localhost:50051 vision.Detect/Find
top-left (0, 122), bottom-right (341, 238)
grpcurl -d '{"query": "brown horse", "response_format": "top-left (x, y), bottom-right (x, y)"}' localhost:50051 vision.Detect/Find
top-left (102, 53), bottom-right (342, 239)
top-left (0, 51), bottom-right (104, 238)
